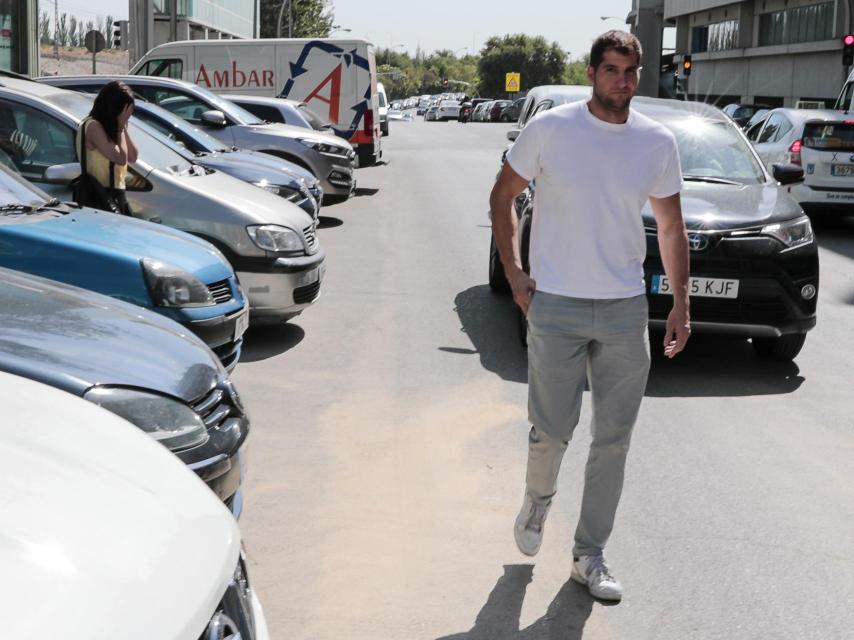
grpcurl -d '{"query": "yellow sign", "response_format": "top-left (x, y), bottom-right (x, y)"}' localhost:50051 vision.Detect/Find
top-left (505, 72), bottom-right (521, 92)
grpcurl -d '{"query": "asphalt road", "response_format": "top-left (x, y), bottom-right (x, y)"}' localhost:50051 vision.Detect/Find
top-left (234, 115), bottom-right (854, 640)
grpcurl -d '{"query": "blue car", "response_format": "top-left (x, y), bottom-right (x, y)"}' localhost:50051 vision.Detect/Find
top-left (0, 164), bottom-right (249, 371)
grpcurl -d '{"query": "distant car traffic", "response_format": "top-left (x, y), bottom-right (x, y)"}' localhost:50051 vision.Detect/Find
top-left (722, 103), bottom-right (773, 128)
top-left (488, 100), bottom-right (512, 122)
top-left (493, 91), bottom-right (818, 360)
top-left (747, 107), bottom-right (854, 217)
top-left (425, 105), bottom-right (439, 121)
top-left (436, 99), bottom-right (461, 121)
top-left (500, 97), bottom-right (526, 122)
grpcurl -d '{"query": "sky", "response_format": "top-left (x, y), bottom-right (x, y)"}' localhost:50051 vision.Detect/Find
top-left (50, 0), bottom-right (665, 62)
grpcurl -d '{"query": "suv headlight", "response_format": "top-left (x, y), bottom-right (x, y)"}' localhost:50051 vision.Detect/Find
top-left (141, 258), bottom-right (215, 308)
top-left (253, 180), bottom-right (282, 196)
top-left (246, 224), bottom-right (304, 253)
top-left (84, 387), bottom-right (209, 451)
top-left (297, 138), bottom-right (344, 155)
top-left (761, 216), bottom-right (814, 250)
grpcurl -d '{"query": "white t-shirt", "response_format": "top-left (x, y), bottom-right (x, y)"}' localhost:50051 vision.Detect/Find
top-left (505, 100), bottom-right (682, 299)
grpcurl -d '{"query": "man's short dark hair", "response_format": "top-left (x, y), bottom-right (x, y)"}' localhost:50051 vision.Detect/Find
top-left (589, 30), bottom-right (642, 69)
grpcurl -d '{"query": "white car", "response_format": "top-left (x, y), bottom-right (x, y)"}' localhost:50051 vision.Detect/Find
top-left (748, 107), bottom-right (854, 215)
top-left (436, 99), bottom-right (461, 121)
top-left (1, 371), bottom-right (270, 640)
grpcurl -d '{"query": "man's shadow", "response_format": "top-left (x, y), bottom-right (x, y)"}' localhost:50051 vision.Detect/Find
top-left (437, 565), bottom-right (598, 640)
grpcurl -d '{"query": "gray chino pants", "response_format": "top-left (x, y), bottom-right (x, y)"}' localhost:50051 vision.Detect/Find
top-left (525, 291), bottom-right (651, 557)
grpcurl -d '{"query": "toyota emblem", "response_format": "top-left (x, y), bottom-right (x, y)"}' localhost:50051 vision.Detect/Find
top-left (687, 233), bottom-right (709, 251)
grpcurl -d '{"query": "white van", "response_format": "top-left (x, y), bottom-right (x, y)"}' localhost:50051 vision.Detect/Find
top-left (131, 38), bottom-right (383, 166)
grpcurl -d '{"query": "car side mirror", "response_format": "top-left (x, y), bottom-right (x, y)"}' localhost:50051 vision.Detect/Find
top-left (201, 110), bottom-right (228, 127)
top-left (506, 129), bottom-right (519, 142)
top-left (772, 163), bottom-right (805, 185)
top-left (44, 162), bottom-right (81, 184)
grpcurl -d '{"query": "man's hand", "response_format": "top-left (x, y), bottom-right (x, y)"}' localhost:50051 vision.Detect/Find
top-left (663, 304), bottom-right (690, 358)
top-left (508, 268), bottom-right (536, 315)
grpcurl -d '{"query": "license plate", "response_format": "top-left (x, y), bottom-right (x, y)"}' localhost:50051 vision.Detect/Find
top-left (233, 309), bottom-right (249, 341)
top-left (651, 274), bottom-right (739, 299)
top-left (831, 164), bottom-right (854, 176)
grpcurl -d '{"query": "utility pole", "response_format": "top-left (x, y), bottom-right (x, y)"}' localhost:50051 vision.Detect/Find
top-left (170, 0), bottom-right (177, 41)
top-left (53, 0), bottom-right (58, 60)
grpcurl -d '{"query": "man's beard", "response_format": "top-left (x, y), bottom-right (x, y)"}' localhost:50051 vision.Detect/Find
top-left (593, 86), bottom-right (632, 112)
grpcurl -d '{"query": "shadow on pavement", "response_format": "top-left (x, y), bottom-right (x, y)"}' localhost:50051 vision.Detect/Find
top-left (354, 186), bottom-right (381, 197)
top-left (646, 334), bottom-right (804, 397)
top-left (436, 564), bottom-right (598, 640)
top-left (239, 323), bottom-right (305, 363)
top-left (453, 286), bottom-right (805, 396)
top-left (813, 215), bottom-right (854, 260)
top-left (317, 215), bottom-right (343, 229)
top-left (450, 285), bottom-right (527, 384)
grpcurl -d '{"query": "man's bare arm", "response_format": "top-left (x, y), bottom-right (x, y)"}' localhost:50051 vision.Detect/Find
top-left (649, 192), bottom-right (690, 358)
top-left (489, 162), bottom-right (536, 314)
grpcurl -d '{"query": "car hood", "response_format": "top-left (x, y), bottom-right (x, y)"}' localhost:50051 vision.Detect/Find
top-left (641, 181), bottom-right (804, 229)
top-left (17, 208), bottom-right (234, 283)
top-left (2, 372), bottom-right (239, 640)
top-left (0, 268), bottom-right (223, 401)
top-left (243, 121), bottom-right (353, 149)
top-left (197, 152), bottom-right (303, 190)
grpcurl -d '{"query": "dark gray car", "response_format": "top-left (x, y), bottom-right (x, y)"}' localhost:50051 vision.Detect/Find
top-left (0, 267), bottom-right (249, 516)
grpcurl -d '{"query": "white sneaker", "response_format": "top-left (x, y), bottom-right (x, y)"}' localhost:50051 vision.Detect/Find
top-left (513, 494), bottom-right (551, 556)
top-left (570, 554), bottom-right (623, 601)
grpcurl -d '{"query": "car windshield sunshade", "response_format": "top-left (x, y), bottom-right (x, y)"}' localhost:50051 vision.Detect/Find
top-left (802, 122), bottom-right (854, 150)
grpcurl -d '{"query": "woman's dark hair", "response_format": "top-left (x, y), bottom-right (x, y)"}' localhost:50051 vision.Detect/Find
top-left (88, 80), bottom-right (135, 143)
top-left (589, 30), bottom-right (643, 69)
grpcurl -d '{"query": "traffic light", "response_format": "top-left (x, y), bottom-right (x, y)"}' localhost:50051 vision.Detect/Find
top-left (682, 54), bottom-right (692, 77)
top-left (843, 34), bottom-right (854, 66)
top-left (112, 20), bottom-right (128, 50)
top-left (442, 78), bottom-right (448, 87)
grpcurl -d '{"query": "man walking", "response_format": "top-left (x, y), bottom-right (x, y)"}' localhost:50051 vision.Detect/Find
top-left (489, 31), bottom-right (690, 601)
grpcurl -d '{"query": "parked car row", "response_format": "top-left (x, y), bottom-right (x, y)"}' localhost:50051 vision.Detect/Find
top-left (0, 64), bottom-right (371, 637)
top-left (490, 85), bottom-right (819, 361)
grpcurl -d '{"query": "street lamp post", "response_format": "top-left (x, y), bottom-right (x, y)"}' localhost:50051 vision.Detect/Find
top-left (277, 0), bottom-right (293, 38)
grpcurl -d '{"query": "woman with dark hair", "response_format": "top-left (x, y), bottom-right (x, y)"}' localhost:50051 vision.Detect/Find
top-left (75, 80), bottom-right (139, 215)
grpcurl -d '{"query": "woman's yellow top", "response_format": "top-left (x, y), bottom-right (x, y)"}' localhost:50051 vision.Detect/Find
top-left (76, 118), bottom-right (128, 190)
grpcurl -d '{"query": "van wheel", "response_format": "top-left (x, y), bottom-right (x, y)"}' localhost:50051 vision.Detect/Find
top-left (752, 333), bottom-right (806, 360)
top-left (488, 234), bottom-right (510, 292)
top-left (357, 145), bottom-right (375, 167)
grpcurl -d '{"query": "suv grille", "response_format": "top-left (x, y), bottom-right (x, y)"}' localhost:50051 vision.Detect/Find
top-left (207, 280), bottom-right (233, 304)
top-left (303, 223), bottom-right (318, 252)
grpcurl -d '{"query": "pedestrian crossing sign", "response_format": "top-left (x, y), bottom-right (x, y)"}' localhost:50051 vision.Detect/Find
top-left (506, 73), bottom-right (521, 92)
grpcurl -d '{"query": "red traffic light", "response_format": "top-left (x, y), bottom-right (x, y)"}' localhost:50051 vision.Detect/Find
top-left (844, 34), bottom-right (854, 46)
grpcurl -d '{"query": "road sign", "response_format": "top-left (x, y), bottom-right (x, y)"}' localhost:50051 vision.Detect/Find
top-left (84, 30), bottom-right (106, 54)
top-left (506, 72), bottom-right (521, 92)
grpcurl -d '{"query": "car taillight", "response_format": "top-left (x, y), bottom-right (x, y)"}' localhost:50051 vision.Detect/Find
top-left (788, 139), bottom-right (802, 165)
top-left (364, 107), bottom-right (374, 134)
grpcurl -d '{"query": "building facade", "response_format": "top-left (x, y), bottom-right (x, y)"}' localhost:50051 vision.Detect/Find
top-left (666, 0), bottom-right (851, 106)
top-left (1, 0), bottom-right (37, 75)
top-left (129, 0), bottom-right (259, 65)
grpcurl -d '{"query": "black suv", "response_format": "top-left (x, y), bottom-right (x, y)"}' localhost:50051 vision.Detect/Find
top-left (490, 94), bottom-right (818, 360)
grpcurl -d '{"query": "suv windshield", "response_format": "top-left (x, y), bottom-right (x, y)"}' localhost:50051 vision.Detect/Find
top-left (298, 104), bottom-right (331, 130)
top-left (661, 117), bottom-right (766, 184)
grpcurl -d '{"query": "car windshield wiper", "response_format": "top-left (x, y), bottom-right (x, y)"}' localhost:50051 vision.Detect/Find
top-left (683, 175), bottom-right (742, 185)
top-left (41, 198), bottom-right (63, 207)
top-left (0, 203), bottom-right (36, 214)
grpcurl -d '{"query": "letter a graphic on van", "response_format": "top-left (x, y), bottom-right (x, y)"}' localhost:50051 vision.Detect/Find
top-left (304, 64), bottom-right (342, 123)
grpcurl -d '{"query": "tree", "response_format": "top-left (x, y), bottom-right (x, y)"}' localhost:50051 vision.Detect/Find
top-left (477, 34), bottom-right (567, 97)
top-left (57, 13), bottom-right (69, 47)
top-left (68, 15), bottom-right (78, 46)
top-left (39, 11), bottom-right (52, 45)
top-left (564, 55), bottom-right (591, 86)
top-left (102, 14), bottom-right (114, 48)
top-left (259, 0), bottom-right (333, 38)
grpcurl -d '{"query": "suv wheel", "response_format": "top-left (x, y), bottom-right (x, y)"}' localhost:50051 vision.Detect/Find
top-left (752, 333), bottom-right (806, 360)
top-left (488, 234), bottom-right (510, 292)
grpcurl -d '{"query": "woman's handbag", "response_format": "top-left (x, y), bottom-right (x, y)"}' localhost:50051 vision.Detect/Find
top-left (71, 118), bottom-right (120, 214)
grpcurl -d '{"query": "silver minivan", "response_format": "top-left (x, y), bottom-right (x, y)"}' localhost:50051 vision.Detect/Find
top-left (41, 75), bottom-right (357, 204)
top-left (0, 75), bottom-right (324, 323)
